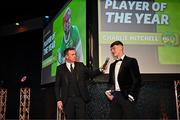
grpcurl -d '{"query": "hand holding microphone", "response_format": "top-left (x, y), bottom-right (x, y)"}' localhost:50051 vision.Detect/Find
top-left (100, 57), bottom-right (110, 71)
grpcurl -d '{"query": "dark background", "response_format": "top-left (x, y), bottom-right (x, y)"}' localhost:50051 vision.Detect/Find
top-left (0, 0), bottom-right (68, 119)
top-left (0, 0), bottom-right (179, 119)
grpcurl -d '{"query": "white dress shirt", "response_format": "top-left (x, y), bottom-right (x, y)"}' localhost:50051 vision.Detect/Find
top-left (114, 55), bottom-right (125, 91)
top-left (66, 62), bottom-right (75, 72)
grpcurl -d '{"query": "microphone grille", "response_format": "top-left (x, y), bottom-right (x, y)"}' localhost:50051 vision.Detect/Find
top-left (106, 57), bottom-right (110, 61)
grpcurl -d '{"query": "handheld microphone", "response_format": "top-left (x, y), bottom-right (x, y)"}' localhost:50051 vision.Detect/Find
top-left (102, 57), bottom-right (110, 69)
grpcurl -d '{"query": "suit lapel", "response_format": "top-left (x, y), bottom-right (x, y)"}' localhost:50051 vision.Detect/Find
top-left (111, 62), bottom-right (116, 84)
top-left (63, 64), bottom-right (69, 85)
top-left (119, 55), bottom-right (127, 74)
top-left (74, 62), bottom-right (79, 81)
top-left (111, 56), bottom-right (128, 84)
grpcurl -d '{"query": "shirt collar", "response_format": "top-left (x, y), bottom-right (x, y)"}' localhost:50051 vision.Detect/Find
top-left (121, 54), bottom-right (125, 60)
top-left (66, 62), bottom-right (75, 69)
top-left (116, 54), bottom-right (125, 61)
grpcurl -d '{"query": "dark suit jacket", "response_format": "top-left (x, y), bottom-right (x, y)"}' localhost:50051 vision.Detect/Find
top-left (109, 55), bottom-right (142, 101)
top-left (55, 62), bottom-right (102, 104)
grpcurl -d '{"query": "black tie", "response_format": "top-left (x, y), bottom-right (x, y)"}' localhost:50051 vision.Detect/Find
top-left (70, 64), bottom-right (73, 72)
top-left (114, 59), bottom-right (122, 64)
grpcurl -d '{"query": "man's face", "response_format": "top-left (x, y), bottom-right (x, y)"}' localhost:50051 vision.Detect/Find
top-left (110, 45), bottom-right (123, 58)
top-left (66, 50), bottom-right (76, 63)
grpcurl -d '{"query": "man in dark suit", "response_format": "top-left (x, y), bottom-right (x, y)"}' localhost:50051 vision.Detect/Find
top-left (55, 47), bottom-right (104, 119)
top-left (105, 41), bottom-right (142, 119)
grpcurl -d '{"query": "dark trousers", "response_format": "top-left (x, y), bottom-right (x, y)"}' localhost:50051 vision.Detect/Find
top-left (109, 92), bottom-right (136, 119)
top-left (64, 96), bottom-right (86, 119)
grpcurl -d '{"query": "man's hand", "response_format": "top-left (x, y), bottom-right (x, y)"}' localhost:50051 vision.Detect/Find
top-left (57, 101), bottom-right (63, 112)
top-left (100, 65), bottom-right (108, 73)
top-left (100, 57), bottom-right (109, 72)
top-left (105, 90), bottom-right (114, 101)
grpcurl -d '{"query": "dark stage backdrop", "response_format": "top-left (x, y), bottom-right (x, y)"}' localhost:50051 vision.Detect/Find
top-left (37, 78), bottom-right (177, 119)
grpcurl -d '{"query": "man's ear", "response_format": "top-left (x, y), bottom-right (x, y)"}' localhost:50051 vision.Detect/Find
top-left (65, 55), bottom-right (68, 60)
top-left (120, 45), bottom-right (124, 50)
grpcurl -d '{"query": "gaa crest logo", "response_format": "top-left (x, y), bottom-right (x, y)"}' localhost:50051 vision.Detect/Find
top-left (161, 32), bottom-right (179, 46)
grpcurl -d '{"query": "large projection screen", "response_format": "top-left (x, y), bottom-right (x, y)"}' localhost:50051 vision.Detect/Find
top-left (98, 0), bottom-right (180, 74)
top-left (41, 0), bottom-right (86, 85)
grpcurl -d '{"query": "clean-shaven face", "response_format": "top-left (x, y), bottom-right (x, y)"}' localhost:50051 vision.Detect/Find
top-left (66, 50), bottom-right (76, 63)
top-left (111, 44), bottom-right (123, 58)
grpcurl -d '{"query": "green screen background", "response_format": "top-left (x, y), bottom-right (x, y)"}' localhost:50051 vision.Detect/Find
top-left (157, 0), bottom-right (180, 64)
top-left (51, 0), bottom-right (86, 76)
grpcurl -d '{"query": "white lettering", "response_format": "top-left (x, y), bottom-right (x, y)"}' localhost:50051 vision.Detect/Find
top-left (119, 1), bottom-right (127, 10)
top-left (142, 2), bottom-right (149, 11)
top-left (160, 3), bottom-right (167, 11)
top-left (135, 13), bottom-right (144, 24)
top-left (128, 1), bottom-right (136, 10)
top-left (106, 12), bottom-right (115, 23)
top-left (152, 2), bottom-right (160, 11)
top-left (135, 2), bottom-right (143, 10)
top-left (161, 14), bottom-right (168, 24)
top-left (112, 0), bottom-right (118, 9)
top-left (114, 12), bottom-right (124, 23)
top-left (124, 13), bottom-right (132, 23)
top-left (144, 14), bottom-right (152, 24)
top-left (105, 0), bottom-right (112, 9)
